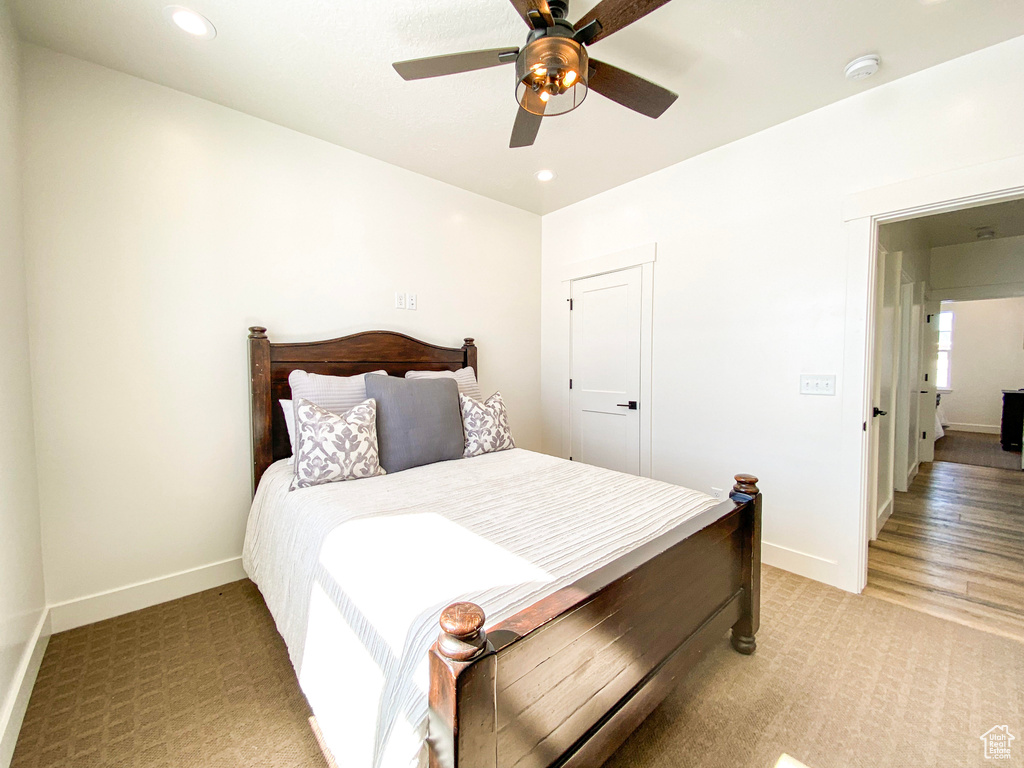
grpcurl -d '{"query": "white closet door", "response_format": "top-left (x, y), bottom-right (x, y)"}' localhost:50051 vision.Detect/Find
top-left (570, 267), bottom-right (642, 474)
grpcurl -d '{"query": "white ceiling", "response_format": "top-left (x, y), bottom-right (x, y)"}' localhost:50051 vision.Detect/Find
top-left (12, 0), bottom-right (1024, 214)
top-left (911, 197), bottom-right (1024, 248)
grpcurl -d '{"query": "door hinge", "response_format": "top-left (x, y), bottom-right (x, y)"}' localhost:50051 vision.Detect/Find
top-left (569, 378), bottom-right (573, 389)
top-left (922, 431), bottom-right (927, 439)
top-left (924, 373), bottom-right (928, 382)
top-left (568, 298), bottom-right (573, 310)
top-left (569, 456), bottom-right (573, 461)
top-left (863, 421), bottom-right (867, 431)
top-left (926, 314), bottom-right (933, 323)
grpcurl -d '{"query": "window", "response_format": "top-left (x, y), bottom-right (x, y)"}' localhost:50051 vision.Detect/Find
top-left (936, 309), bottom-right (953, 390)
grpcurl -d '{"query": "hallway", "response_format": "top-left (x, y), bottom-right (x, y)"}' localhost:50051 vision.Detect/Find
top-left (866, 460), bottom-right (1024, 642)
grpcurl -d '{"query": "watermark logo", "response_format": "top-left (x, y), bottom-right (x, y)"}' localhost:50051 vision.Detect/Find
top-left (980, 726), bottom-right (1015, 760)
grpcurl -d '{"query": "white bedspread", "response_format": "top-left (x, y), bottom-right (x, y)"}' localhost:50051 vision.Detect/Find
top-left (242, 448), bottom-right (718, 768)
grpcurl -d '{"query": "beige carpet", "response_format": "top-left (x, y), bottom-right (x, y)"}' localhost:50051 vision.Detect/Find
top-left (13, 568), bottom-right (1024, 767)
top-left (12, 581), bottom-right (327, 768)
top-left (934, 430), bottom-right (1021, 470)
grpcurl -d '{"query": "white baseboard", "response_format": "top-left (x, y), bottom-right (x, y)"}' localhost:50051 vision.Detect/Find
top-left (48, 557), bottom-right (247, 634)
top-left (762, 541), bottom-right (842, 589)
top-left (945, 423), bottom-right (1000, 435)
top-left (0, 610), bottom-right (50, 768)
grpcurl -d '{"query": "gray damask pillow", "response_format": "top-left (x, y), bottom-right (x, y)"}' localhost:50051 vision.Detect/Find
top-left (460, 392), bottom-right (515, 458)
top-left (291, 398), bottom-right (386, 490)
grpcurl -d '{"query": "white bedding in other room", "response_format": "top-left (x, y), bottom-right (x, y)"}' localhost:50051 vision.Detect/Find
top-left (242, 448), bottom-right (718, 768)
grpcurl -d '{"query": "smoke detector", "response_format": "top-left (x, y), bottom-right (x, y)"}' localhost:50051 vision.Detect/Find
top-left (845, 55), bottom-right (880, 81)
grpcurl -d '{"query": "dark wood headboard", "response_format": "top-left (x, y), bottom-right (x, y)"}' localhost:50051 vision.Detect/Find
top-left (247, 326), bottom-right (478, 493)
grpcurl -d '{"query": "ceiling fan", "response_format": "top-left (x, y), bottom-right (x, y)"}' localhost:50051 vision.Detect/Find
top-left (392, 0), bottom-right (679, 148)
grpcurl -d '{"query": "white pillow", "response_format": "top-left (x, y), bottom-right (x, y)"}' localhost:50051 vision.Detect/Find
top-left (280, 399), bottom-right (295, 457)
top-left (460, 392), bottom-right (515, 458)
top-left (288, 369), bottom-right (387, 455)
top-left (405, 368), bottom-right (483, 402)
top-left (291, 399), bottom-right (386, 490)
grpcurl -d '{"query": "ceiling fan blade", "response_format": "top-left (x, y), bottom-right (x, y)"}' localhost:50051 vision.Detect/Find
top-left (508, 0), bottom-right (554, 29)
top-left (574, 0), bottom-right (673, 44)
top-left (510, 91), bottom-right (546, 148)
top-left (588, 59), bottom-right (678, 118)
top-left (393, 48), bottom-right (519, 80)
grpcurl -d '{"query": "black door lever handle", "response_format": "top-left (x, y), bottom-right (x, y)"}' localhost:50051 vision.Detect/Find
top-left (873, 407), bottom-right (888, 417)
top-left (616, 401), bottom-right (638, 410)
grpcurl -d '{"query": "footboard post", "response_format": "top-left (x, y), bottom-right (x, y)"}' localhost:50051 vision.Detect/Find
top-left (729, 474), bottom-right (761, 654)
top-left (428, 602), bottom-right (497, 768)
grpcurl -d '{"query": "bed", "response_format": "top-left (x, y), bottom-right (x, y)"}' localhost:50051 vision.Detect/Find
top-left (245, 326), bottom-right (761, 768)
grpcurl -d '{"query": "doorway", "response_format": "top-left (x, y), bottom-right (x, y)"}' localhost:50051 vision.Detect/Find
top-left (862, 197), bottom-right (1024, 640)
top-left (931, 297), bottom-right (1024, 471)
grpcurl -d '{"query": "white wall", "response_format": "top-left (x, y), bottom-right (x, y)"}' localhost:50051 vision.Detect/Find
top-left (942, 297), bottom-right (1024, 432)
top-left (21, 47), bottom-right (542, 618)
top-left (0, 3), bottom-right (46, 764)
top-left (541, 35), bottom-right (1024, 592)
top-left (930, 234), bottom-right (1024, 301)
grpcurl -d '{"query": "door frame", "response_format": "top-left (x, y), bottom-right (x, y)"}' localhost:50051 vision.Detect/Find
top-left (562, 244), bottom-right (655, 477)
top-left (844, 153), bottom-right (1024, 592)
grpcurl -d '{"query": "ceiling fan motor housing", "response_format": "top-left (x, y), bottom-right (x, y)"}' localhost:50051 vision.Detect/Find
top-left (515, 24), bottom-right (589, 116)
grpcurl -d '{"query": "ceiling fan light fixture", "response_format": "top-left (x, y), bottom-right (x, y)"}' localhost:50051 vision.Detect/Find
top-left (515, 35), bottom-right (588, 116)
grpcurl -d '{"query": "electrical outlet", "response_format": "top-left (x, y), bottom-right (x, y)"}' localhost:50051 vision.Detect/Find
top-left (711, 487), bottom-right (723, 499)
top-left (799, 374), bottom-right (836, 396)
top-left (395, 292), bottom-right (406, 310)
top-left (407, 293), bottom-right (417, 311)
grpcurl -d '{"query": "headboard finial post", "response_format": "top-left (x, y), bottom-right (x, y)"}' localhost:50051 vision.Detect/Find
top-left (462, 338), bottom-right (478, 378)
top-left (249, 327), bottom-right (273, 494)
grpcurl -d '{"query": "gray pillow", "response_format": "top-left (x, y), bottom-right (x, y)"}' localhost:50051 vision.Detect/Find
top-left (365, 375), bottom-right (464, 473)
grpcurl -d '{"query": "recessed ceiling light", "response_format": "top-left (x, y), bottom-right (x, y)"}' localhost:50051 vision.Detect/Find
top-left (844, 54), bottom-right (880, 81)
top-left (536, 170), bottom-right (556, 182)
top-left (163, 6), bottom-right (216, 40)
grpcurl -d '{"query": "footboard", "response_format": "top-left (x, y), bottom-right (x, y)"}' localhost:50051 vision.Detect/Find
top-left (428, 474), bottom-right (762, 768)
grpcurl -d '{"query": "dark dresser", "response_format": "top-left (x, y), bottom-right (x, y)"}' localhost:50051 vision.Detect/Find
top-left (1000, 390), bottom-right (1024, 450)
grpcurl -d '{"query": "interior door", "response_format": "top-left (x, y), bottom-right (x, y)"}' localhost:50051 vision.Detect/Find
top-left (907, 282), bottom-right (924, 475)
top-left (870, 247), bottom-right (901, 539)
top-left (894, 280), bottom-right (914, 492)
top-left (570, 267), bottom-right (642, 474)
top-left (919, 299), bottom-right (941, 462)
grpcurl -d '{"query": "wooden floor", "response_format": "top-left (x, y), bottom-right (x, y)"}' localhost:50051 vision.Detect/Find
top-left (866, 460), bottom-right (1024, 642)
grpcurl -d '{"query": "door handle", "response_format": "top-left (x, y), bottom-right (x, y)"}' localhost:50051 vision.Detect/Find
top-left (873, 407), bottom-right (888, 417)
top-left (616, 401), bottom-right (638, 410)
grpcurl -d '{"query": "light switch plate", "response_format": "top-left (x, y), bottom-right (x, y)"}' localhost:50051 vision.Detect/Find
top-left (800, 374), bottom-right (836, 396)
top-left (407, 293), bottom-right (417, 310)
top-left (395, 292), bottom-right (406, 309)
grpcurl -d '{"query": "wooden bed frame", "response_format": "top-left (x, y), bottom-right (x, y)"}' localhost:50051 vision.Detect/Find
top-left (247, 326), bottom-right (761, 768)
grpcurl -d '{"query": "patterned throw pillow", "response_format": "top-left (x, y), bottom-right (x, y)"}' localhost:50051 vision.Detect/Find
top-left (460, 392), bottom-right (516, 458)
top-left (287, 369), bottom-right (387, 455)
top-left (291, 398), bottom-right (386, 490)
